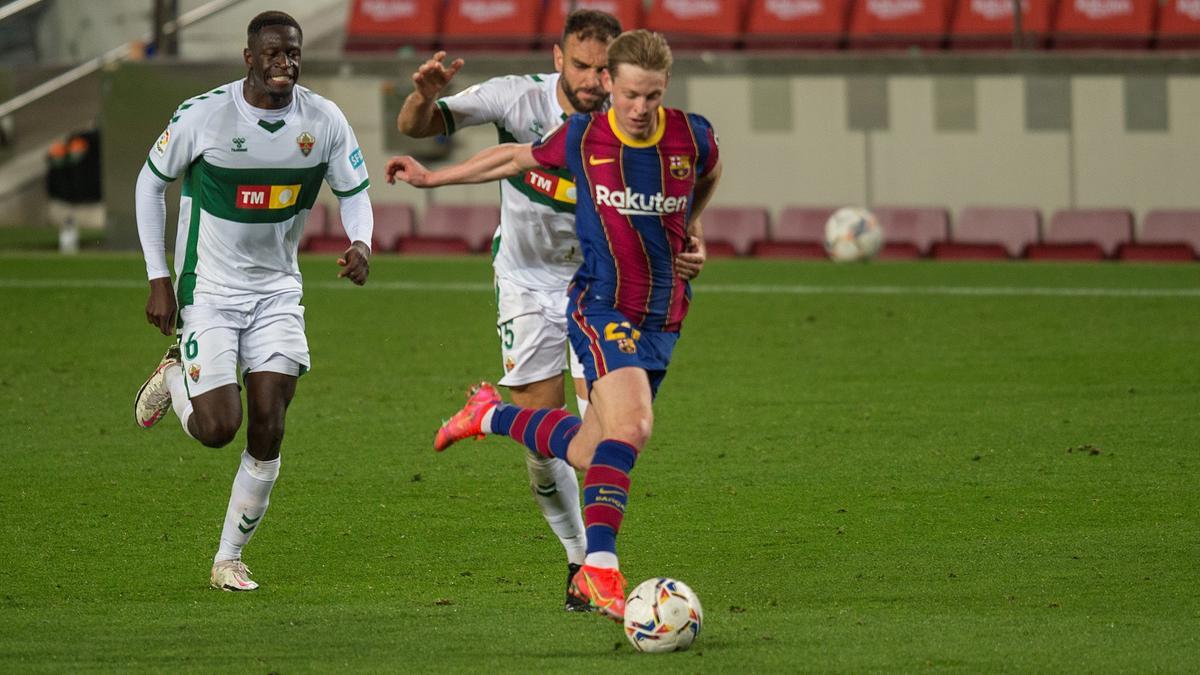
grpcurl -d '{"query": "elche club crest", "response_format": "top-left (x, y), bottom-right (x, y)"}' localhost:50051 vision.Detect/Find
top-left (297, 131), bottom-right (315, 156)
top-left (669, 155), bottom-right (691, 180)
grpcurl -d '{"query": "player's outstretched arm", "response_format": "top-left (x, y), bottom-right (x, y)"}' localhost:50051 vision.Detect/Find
top-left (385, 143), bottom-right (537, 188)
top-left (397, 51), bottom-right (465, 138)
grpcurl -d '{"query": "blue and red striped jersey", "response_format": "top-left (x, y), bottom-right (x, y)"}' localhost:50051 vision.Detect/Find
top-left (531, 106), bottom-right (719, 332)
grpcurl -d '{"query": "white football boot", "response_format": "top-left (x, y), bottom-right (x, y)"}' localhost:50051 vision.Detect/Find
top-left (134, 344), bottom-right (181, 428)
top-left (210, 560), bottom-right (258, 591)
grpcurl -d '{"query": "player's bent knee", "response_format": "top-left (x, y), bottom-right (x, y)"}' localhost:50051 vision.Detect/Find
top-left (194, 416), bottom-right (241, 448)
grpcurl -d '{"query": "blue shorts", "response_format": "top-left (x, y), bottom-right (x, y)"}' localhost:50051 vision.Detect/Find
top-left (566, 285), bottom-right (680, 399)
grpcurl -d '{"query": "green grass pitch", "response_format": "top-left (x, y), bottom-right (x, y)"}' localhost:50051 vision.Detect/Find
top-left (0, 254), bottom-right (1197, 672)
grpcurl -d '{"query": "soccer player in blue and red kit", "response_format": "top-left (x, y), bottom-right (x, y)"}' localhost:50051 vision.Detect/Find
top-left (385, 29), bottom-right (722, 621)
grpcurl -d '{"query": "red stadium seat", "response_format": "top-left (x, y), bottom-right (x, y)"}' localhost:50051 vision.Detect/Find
top-left (1156, 0), bottom-right (1200, 50)
top-left (300, 203), bottom-right (330, 251)
top-left (1052, 0), bottom-right (1157, 49)
top-left (871, 206), bottom-right (949, 258)
top-left (1117, 210), bottom-right (1200, 262)
top-left (848, 0), bottom-right (953, 50)
top-left (539, 0), bottom-right (644, 46)
top-left (949, 0), bottom-right (1056, 49)
top-left (1026, 208), bottom-right (1133, 260)
top-left (645, 0), bottom-right (747, 49)
top-left (701, 206), bottom-right (769, 257)
top-left (743, 0), bottom-right (851, 49)
top-left (932, 206), bottom-right (1041, 260)
top-left (441, 0), bottom-right (543, 51)
top-left (752, 206), bottom-right (836, 258)
top-left (401, 204), bottom-right (500, 254)
top-left (343, 0), bottom-right (441, 53)
top-left (371, 203), bottom-right (416, 252)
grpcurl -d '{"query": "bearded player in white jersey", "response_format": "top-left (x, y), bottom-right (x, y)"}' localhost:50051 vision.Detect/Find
top-left (131, 11), bottom-right (374, 591)
top-left (396, 9), bottom-right (705, 611)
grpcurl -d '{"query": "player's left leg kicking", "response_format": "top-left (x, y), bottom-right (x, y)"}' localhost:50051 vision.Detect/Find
top-left (436, 297), bottom-right (673, 621)
top-left (134, 294), bottom-right (306, 591)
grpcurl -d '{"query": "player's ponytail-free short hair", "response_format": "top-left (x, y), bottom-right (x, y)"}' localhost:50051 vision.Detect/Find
top-left (607, 30), bottom-right (673, 77)
top-left (562, 9), bottom-right (621, 45)
top-left (247, 10), bottom-right (303, 45)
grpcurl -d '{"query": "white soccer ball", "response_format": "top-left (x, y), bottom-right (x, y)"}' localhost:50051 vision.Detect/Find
top-left (624, 577), bottom-right (703, 653)
top-left (824, 206), bottom-right (884, 262)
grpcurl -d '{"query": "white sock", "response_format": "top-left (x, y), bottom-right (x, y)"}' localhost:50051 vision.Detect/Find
top-left (525, 453), bottom-right (587, 565)
top-left (164, 366), bottom-right (195, 440)
top-left (214, 450), bottom-right (280, 563)
top-left (584, 552), bottom-right (619, 569)
top-left (480, 406), bottom-right (496, 435)
top-left (575, 394), bottom-right (589, 418)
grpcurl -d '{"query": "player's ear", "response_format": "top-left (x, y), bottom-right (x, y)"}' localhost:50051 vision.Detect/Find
top-left (243, 47), bottom-right (253, 68)
top-left (601, 67), bottom-right (612, 93)
top-left (553, 43), bottom-right (564, 73)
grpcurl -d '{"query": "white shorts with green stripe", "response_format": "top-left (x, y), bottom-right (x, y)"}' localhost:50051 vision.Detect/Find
top-left (177, 291), bottom-right (309, 397)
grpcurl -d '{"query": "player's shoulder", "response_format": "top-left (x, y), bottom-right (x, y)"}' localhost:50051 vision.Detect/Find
top-left (678, 109), bottom-right (715, 133)
top-left (168, 83), bottom-right (237, 128)
top-left (294, 85), bottom-right (350, 123)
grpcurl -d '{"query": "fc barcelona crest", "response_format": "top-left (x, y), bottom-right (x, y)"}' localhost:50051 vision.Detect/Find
top-left (297, 131), bottom-right (315, 156)
top-left (669, 155), bottom-right (691, 180)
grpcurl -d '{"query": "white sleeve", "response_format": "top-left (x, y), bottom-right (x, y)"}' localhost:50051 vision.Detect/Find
top-left (325, 103), bottom-right (370, 197)
top-left (436, 75), bottom-right (522, 133)
top-left (337, 190), bottom-right (374, 252)
top-left (135, 162), bottom-right (172, 280)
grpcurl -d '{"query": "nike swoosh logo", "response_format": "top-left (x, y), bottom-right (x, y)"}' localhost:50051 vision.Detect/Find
top-left (588, 155), bottom-right (615, 166)
top-left (597, 487), bottom-right (623, 495)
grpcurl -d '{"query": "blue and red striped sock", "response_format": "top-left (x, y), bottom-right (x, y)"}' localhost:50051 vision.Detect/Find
top-left (490, 404), bottom-right (580, 462)
top-left (582, 439), bottom-right (638, 558)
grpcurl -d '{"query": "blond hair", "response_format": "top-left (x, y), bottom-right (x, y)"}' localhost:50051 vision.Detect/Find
top-left (607, 29), bottom-right (673, 77)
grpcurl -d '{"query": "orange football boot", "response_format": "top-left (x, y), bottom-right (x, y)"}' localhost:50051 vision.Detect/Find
top-left (569, 564), bottom-right (628, 622)
top-left (433, 382), bottom-right (501, 451)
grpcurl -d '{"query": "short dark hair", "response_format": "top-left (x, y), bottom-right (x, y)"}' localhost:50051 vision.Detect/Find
top-left (561, 9), bottom-right (621, 46)
top-left (247, 11), bottom-right (303, 44)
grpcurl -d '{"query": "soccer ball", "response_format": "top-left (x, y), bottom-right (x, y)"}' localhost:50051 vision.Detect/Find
top-left (824, 206), bottom-right (884, 262)
top-left (624, 577), bottom-right (703, 653)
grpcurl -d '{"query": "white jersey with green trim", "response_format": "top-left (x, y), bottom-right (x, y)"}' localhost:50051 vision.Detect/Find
top-left (437, 72), bottom-right (582, 290)
top-left (146, 79), bottom-right (369, 309)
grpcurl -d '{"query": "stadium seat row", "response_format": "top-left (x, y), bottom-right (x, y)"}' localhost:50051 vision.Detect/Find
top-left (705, 206), bottom-right (1200, 261)
top-left (344, 0), bottom-right (1200, 52)
top-left (302, 202), bottom-right (1200, 262)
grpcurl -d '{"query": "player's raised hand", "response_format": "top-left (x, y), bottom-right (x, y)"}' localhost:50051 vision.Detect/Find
top-left (412, 51), bottom-right (464, 99)
top-left (337, 240), bottom-right (371, 286)
top-left (145, 277), bottom-right (178, 335)
top-left (675, 235), bottom-right (707, 280)
top-left (385, 155), bottom-right (433, 187)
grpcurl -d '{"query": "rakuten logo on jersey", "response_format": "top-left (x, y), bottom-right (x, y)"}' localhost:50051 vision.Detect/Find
top-left (594, 185), bottom-right (688, 217)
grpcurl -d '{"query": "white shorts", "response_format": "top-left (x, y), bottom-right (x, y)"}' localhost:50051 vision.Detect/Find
top-left (495, 277), bottom-right (585, 387)
top-left (177, 291), bottom-right (309, 397)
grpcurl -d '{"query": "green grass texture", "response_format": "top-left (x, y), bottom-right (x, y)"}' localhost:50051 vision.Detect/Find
top-left (1, 254), bottom-right (1197, 673)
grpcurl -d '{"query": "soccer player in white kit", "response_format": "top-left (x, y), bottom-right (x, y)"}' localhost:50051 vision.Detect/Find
top-left (396, 10), bottom-right (705, 610)
top-left (132, 11), bottom-right (374, 591)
